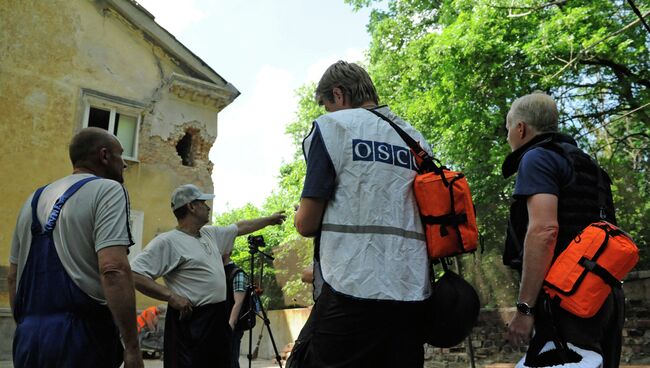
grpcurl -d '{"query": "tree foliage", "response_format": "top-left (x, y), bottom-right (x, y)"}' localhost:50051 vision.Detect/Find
top-left (345, 0), bottom-right (649, 305)
top-left (213, 85), bottom-right (323, 309)
top-left (216, 0), bottom-right (649, 308)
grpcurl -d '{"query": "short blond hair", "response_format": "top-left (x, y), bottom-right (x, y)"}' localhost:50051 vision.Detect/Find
top-left (507, 92), bottom-right (558, 133)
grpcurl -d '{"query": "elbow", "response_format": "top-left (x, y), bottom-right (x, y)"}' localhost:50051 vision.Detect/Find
top-left (295, 218), bottom-right (318, 237)
top-left (100, 261), bottom-right (131, 284)
top-left (529, 222), bottom-right (559, 250)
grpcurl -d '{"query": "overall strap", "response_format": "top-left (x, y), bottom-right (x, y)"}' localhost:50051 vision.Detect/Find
top-left (43, 176), bottom-right (102, 233)
top-left (30, 185), bottom-right (49, 235)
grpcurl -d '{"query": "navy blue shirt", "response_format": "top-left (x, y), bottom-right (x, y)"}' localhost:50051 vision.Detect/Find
top-left (301, 123), bottom-right (336, 200)
top-left (514, 147), bottom-right (573, 199)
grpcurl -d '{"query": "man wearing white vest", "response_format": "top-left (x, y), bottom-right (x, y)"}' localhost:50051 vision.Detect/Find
top-left (293, 61), bottom-right (431, 367)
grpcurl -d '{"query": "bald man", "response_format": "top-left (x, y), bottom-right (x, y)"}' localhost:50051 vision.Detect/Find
top-left (8, 127), bottom-right (143, 368)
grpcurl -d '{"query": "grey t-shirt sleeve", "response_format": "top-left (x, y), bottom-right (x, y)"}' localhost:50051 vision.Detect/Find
top-left (94, 181), bottom-right (133, 251)
top-left (9, 195), bottom-right (33, 264)
top-left (203, 224), bottom-right (238, 255)
top-left (130, 236), bottom-right (183, 279)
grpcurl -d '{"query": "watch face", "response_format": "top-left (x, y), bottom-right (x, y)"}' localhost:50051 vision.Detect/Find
top-left (517, 302), bottom-right (533, 315)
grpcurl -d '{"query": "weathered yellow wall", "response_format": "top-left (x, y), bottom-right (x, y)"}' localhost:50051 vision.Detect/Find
top-left (0, 0), bottom-right (225, 308)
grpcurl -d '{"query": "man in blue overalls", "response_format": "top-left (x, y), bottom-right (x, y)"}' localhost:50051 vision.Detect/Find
top-left (8, 127), bottom-right (143, 368)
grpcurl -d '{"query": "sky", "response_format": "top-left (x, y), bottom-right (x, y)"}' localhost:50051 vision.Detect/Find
top-left (136, 0), bottom-right (373, 214)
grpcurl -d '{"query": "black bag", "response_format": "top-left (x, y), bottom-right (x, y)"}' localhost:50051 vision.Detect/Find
top-left (423, 262), bottom-right (480, 348)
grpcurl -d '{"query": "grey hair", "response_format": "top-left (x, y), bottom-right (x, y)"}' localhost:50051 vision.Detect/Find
top-left (507, 92), bottom-right (558, 133)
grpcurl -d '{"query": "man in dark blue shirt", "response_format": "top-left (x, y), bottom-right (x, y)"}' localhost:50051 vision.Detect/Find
top-left (502, 92), bottom-right (623, 367)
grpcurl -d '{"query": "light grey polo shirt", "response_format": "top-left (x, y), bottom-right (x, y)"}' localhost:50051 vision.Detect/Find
top-left (130, 224), bottom-right (238, 306)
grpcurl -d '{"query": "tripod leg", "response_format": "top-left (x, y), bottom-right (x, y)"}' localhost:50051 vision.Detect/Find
top-left (254, 294), bottom-right (283, 368)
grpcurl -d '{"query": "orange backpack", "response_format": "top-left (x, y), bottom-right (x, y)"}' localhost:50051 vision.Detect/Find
top-left (543, 221), bottom-right (639, 318)
top-left (369, 109), bottom-right (479, 259)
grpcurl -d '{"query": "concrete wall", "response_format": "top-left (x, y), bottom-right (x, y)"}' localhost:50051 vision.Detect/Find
top-left (0, 0), bottom-right (236, 308)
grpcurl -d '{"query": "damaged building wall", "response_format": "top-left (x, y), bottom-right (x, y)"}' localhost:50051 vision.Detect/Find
top-left (0, 0), bottom-right (238, 307)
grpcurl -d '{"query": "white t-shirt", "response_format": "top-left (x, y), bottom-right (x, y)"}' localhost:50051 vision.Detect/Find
top-left (130, 225), bottom-right (238, 306)
top-left (10, 174), bottom-right (133, 304)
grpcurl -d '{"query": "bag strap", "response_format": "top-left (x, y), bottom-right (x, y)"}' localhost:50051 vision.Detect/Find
top-left (366, 108), bottom-right (442, 175)
top-left (578, 258), bottom-right (621, 288)
top-left (526, 295), bottom-right (573, 364)
top-left (596, 166), bottom-right (608, 220)
top-left (30, 185), bottom-right (49, 235)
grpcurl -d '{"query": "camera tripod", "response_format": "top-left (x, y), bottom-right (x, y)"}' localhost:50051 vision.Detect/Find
top-left (241, 235), bottom-right (283, 368)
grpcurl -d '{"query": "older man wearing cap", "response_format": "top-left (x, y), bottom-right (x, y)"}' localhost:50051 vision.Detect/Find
top-left (130, 184), bottom-right (285, 368)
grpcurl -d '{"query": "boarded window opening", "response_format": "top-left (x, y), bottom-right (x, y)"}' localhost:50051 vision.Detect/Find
top-left (176, 132), bottom-right (194, 166)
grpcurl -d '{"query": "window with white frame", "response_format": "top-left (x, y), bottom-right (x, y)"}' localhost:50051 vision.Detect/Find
top-left (81, 89), bottom-right (144, 161)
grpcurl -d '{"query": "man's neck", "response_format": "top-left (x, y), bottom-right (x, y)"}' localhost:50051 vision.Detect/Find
top-left (73, 166), bottom-right (100, 176)
top-left (176, 221), bottom-right (202, 237)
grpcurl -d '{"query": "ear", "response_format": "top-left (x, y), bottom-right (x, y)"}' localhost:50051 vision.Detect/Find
top-left (98, 146), bottom-right (111, 165)
top-left (332, 87), bottom-right (345, 105)
top-left (517, 121), bottom-right (526, 139)
top-left (187, 202), bottom-right (196, 213)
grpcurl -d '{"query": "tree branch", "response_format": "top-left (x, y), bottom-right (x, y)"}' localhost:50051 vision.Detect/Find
top-left (626, 0), bottom-right (650, 34)
top-left (490, 0), bottom-right (567, 17)
top-left (579, 58), bottom-right (650, 88)
top-left (575, 102), bottom-right (650, 139)
top-left (548, 10), bottom-right (650, 80)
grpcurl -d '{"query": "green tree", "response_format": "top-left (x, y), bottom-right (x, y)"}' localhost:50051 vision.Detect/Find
top-left (346, 0), bottom-right (649, 305)
top-left (213, 84), bottom-right (324, 309)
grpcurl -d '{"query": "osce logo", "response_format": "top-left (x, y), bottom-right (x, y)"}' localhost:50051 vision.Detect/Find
top-left (352, 139), bottom-right (417, 170)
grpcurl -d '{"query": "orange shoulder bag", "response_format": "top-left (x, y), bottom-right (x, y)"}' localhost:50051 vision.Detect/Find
top-left (543, 221), bottom-right (638, 318)
top-left (369, 109), bottom-right (479, 259)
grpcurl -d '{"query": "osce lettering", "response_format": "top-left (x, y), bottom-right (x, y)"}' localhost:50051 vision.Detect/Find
top-left (352, 139), bottom-right (416, 170)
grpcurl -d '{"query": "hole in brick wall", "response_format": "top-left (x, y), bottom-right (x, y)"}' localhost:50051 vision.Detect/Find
top-left (176, 131), bottom-right (194, 166)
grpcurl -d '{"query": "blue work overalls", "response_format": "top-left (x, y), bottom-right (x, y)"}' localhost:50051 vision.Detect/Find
top-left (13, 177), bottom-right (124, 368)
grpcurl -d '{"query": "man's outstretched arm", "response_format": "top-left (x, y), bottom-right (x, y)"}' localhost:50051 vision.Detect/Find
top-left (236, 211), bottom-right (286, 236)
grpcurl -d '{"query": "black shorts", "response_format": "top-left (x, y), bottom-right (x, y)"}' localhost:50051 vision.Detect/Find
top-left (300, 283), bottom-right (425, 368)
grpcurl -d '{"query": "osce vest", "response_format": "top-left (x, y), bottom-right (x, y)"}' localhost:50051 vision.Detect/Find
top-left (502, 133), bottom-right (616, 271)
top-left (303, 107), bottom-right (431, 301)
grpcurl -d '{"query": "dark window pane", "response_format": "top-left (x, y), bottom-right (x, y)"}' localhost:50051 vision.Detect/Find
top-left (88, 107), bottom-right (110, 130)
top-left (114, 113), bottom-right (120, 134)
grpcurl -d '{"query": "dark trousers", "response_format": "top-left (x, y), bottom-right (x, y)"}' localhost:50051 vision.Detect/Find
top-left (164, 302), bottom-right (232, 368)
top-left (230, 328), bottom-right (244, 368)
top-left (529, 288), bottom-right (624, 368)
top-left (300, 283), bottom-right (425, 368)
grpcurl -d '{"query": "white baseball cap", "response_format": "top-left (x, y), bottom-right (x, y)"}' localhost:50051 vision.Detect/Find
top-left (171, 184), bottom-right (215, 210)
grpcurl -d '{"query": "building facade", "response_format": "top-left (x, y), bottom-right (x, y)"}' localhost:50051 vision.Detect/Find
top-left (0, 0), bottom-right (240, 306)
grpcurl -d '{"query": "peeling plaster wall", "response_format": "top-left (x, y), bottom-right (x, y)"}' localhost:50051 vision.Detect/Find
top-left (0, 0), bottom-right (230, 307)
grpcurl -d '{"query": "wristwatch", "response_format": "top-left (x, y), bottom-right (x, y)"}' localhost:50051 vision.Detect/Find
top-left (516, 302), bottom-right (534, 316)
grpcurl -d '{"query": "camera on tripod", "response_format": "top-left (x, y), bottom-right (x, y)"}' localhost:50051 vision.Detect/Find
top-left (247, 235), bottom-right (266, 249)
